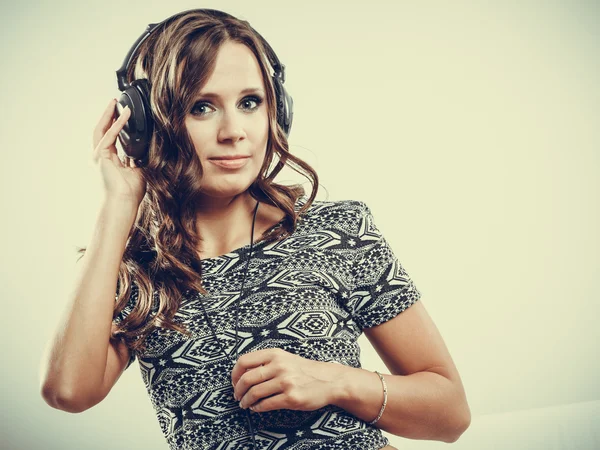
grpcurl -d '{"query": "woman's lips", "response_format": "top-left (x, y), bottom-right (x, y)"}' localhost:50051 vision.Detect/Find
top-left (208, 157), bottom-right (250, 169)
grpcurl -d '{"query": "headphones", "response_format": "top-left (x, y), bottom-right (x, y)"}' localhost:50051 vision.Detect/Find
top-left (115, 8), bottom-right (294, 162)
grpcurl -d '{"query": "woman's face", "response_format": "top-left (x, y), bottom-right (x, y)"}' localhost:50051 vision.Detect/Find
top-left (184, 40), bottom-right (270, 200)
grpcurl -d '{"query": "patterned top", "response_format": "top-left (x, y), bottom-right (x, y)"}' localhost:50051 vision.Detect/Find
top-left (114, 196), bottom-right (421, 450)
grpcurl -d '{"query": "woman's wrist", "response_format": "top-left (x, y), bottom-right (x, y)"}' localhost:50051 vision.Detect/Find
top-left (321, 361), bottom-right (352, 407)
top-left (325, 363), bottom-right (384, 423)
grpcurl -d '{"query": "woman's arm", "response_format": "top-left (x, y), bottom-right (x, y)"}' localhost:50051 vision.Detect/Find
top-left (39, 199), bottom-right (138, 411)
top-left (329, 299), bottom-right (471, 443)
top-left (232, 299), bottom-right (470, 442)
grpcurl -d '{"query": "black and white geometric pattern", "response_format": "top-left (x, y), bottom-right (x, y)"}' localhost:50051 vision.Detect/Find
top-left (114, 197), bottom-right (421, 449)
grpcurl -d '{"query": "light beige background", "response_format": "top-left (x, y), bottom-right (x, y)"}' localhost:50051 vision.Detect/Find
top-left (1, 0), bottom-right (598, 449)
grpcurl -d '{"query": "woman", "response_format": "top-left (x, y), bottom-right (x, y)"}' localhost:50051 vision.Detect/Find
top-left (40, 8), bottom-right (470, 449)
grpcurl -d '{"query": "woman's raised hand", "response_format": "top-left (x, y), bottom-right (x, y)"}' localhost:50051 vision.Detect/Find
top-left (92, 99), bottom-right (147, 206)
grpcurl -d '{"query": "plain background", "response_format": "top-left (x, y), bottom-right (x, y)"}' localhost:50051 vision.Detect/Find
top-left (1, 0), bottom-right (598, 448)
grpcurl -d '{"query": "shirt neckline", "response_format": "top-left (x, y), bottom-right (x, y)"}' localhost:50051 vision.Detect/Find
top-left (199, 219), bottom-right (284, 263)
top-left (199, 196), bottom-right (308, 263)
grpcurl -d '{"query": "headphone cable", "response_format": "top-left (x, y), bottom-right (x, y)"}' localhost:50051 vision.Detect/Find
top-left (197, 200), bottom-right (259, 449)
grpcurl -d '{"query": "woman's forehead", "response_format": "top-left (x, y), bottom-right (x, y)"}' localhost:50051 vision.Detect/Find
top-left (198, 41), bottom-right (265, 96)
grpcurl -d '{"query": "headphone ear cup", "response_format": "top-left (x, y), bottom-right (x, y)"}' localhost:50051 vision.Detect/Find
top-left (272, 75), bottom-right (293, 137)
top-left (116, 78), bottom-right (154, 161)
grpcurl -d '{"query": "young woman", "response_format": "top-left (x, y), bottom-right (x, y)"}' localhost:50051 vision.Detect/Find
top-left (40, 8), bottom-right (470, 450)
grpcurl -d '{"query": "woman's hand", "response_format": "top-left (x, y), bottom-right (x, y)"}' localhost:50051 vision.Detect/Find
top-left (92, 99), bottom-right (147, 206)
top-left (231, 348), bottom-right (341, 413)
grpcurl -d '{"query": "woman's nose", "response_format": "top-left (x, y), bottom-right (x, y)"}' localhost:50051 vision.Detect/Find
top-left (217, 110), bottom-right (246, 143)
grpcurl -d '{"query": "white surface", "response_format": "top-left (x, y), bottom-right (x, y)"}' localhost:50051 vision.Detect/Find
top-left (388, 400), bottom-right (600, 450)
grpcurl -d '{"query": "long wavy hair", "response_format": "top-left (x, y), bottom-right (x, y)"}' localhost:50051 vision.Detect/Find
top-left (76, 9), bottom-right (319, 355)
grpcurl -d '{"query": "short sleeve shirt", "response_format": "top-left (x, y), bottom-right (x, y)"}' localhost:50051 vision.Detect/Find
top-left (113, 197), bottom-right (421, 449)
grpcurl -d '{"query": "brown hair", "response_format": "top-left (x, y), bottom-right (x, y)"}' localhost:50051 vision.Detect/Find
top-left (77, 9), bottom-right (319, 354)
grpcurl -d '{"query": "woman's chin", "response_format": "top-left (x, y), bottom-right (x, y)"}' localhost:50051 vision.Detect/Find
top-left (198, 184), bottom-right (255, 200)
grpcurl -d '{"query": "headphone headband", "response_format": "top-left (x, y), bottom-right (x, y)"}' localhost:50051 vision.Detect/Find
top-left (115, 8), bottom-right (285, 92)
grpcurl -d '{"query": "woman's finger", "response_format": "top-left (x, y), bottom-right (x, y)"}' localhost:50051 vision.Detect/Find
top-left (93, 105), bottom-right (131, 162)
top-left (239, 376), bottom-right (282, 410)
top-left (247, 392), bottom-right (291, 413)
top-left (92, 99), bottom-right (119, 150)
top-left (234, 364), bottom-right (273, 402)
top-left (231, 348), bottom-right (283, 386)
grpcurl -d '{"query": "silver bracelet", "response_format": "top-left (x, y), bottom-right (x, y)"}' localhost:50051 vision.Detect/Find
top-left (368, 370), bottom-right (388, 425)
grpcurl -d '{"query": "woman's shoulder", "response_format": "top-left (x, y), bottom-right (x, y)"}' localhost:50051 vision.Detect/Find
top-left (297, 197), bottom-right (373, 237)
top-left (301, 197), bottom-right (370, 218)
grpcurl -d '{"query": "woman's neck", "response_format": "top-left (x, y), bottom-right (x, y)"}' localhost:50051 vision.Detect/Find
top-left (194, 192), bottom-right (259, 259)
top-left (194, 192), bottom-right (287, 259)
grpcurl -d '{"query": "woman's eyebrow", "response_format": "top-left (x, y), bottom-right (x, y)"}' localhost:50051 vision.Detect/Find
top-left (196, 87), bottom-right (265, 99)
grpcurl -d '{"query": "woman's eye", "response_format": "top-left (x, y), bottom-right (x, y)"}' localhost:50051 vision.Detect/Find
top-left (190, 96), bottom-right (263, 117)
top-left (240, 96), bottom-right (263, 111)
top-left (190, 102), bottom-right (215, 117)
